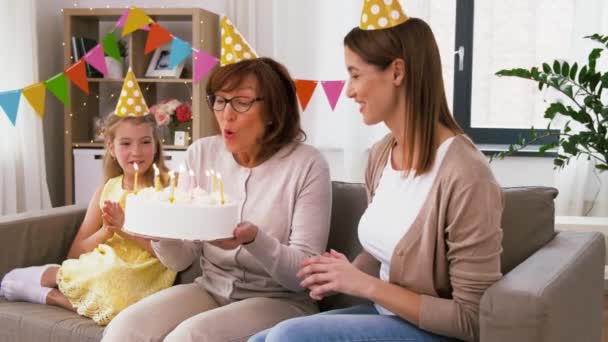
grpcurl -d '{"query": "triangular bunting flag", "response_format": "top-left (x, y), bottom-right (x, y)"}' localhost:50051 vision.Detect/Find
top-left (169, 37), bottom-right (193, 69)
top-left (116, 8), bottom-right (130, 28)
top-left (116, 8), bottom-right (150, 31)
top-left (84, 44), bottom-right (108, 77)
top-left (0, 90), bottom-right (22, 126)
top-left (193, 50), bottom-right (219, 83)
top-left (22, 83), bottom-right (46, 118)
top-left (145, 23), bottom-right (172, 54)
top-left (102, 31), bottom-right (121, 61)
top-left (44, 73), bottom-right (70, 106)
top-left (294, 80), bottom-right (318, 111)
top-left (122, 7), bottom-right (152, 37)
top-left (65, 60), bottom-right (89, 94)
top-left (321, 80), bottom-right (345, 111)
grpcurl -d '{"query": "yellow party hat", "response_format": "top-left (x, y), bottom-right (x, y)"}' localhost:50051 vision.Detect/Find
top-left (220, 16), bottom-right (258, 66)
top-left (359, 0), bottom-right (409, 30)
top-left (114, 68), bottom-right (149, 117)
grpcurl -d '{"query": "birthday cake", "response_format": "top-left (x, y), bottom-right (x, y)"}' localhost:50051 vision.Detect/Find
top-left (123, 187), bottom-right (239, 241)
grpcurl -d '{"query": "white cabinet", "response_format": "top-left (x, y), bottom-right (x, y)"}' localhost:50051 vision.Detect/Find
top-left (73, 148), bottom-right (187, 205)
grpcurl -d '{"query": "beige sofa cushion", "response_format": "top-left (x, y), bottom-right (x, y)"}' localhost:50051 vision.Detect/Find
top-left (0, 298), bottom-right (103, 342)
top-left (500, 187), bottom-right (558, 274)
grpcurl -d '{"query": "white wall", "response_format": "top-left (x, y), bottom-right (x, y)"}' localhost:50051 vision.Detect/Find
top-left (37, 0), bottom-right (558, 207)
top-left (322, 149), bottom-right (556, 187)
top-left (37, 0), bottom-right (74, 206)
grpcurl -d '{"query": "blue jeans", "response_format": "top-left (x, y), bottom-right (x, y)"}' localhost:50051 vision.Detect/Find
top-left (248, 304), bottom-right (453, 342)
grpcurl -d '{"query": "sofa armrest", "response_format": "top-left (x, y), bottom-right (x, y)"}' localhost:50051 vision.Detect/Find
top-left (479, 231), bottom-right (605, 342)
top-left (0, 205), bottom-right (87, 279)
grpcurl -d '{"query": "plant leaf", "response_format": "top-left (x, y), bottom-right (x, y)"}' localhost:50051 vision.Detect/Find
top-left (545, 102), bottom-right (567, 119)
top-left (570, 62), bottom-right (578, 80)
top-left (562, 62), bottom-right (570, 77)
top-left (553, 60), bottom-right (561, 74)
top-left (579, 65), bottom-right (588, 84)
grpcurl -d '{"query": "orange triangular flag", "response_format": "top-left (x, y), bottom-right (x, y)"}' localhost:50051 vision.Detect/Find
top-left (122, 7), bottom-right (152, 37)
top-left (22, 83), bottom-right (46, 118)
top-left (65, 60), bottom-right (89, 94)
top-left (294, 80), bottom-right (318, 111)
top-left (145, 23), bottom-right (172, 54)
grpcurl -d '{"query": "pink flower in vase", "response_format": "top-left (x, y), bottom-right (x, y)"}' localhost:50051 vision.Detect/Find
top-left (153, 111), bottom-right (171, 126)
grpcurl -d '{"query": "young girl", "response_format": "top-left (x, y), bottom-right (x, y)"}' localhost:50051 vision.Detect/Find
top-left (0, 114), bottom-right (176, 325)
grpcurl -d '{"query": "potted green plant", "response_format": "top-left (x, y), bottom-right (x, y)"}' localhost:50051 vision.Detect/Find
top-left (492, 34), bottom-right (608, 173)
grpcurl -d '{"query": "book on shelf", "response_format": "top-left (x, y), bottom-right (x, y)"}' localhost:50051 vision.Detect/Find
top-left (71, 36), bottom-right (103, 78)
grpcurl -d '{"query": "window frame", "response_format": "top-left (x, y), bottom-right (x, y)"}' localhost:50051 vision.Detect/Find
top-left (452, 0), bottom-right (558, 156)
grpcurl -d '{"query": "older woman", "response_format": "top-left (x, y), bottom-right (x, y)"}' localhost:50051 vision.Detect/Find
top-left (102, 57), bottom-right (332, 342)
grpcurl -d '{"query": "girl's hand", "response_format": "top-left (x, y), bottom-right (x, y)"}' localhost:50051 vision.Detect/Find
top-left (208, 222), bottom-right (258, 250)
top-left (101, 201), bottom-right (125, 235)
top-left (297, 249), bottom-right (375, 300)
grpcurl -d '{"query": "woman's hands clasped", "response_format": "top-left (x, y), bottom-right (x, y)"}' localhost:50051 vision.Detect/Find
top-left (298, 249), bottom-right (376, 301)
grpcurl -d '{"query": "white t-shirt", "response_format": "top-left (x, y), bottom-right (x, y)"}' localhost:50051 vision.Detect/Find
top-left (358, 137), bottom-right (454, 315)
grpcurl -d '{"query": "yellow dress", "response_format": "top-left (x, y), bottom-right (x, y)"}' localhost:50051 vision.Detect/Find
top-left (57, 175), bottom-right (176, 325)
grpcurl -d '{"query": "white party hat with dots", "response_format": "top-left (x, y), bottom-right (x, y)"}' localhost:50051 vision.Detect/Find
top-left (359, 0), bottom-right (409, 30)
top-left (114, 68), bottom-right (149, 117)
top-left (220, 16), bottom-right (258, 66)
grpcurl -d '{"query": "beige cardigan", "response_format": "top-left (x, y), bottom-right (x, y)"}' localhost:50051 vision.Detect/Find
top-left (355, 134), bottom-right (504, 342)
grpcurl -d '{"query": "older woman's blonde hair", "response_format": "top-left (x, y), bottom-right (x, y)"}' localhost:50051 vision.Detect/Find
top-left (102, 114), bottom-right (170, 187)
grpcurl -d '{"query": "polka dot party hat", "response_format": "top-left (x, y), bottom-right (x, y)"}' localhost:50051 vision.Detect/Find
top-left (220, 15), bottom-right (258, 66)
top-left (359, 0), bottom-right (409, 30)
top-left (114, 67), bottom-right (149, 117)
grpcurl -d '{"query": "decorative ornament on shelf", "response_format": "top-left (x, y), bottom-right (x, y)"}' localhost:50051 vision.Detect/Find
top-left (149, 98), bottom-right (192, 145)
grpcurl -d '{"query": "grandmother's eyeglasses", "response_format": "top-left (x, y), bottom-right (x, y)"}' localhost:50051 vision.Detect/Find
top-left (206, 95), bottom-right (263, 113)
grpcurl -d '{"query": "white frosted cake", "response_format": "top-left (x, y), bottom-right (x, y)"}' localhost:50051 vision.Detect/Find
top-left (123, 187), bottom-right (238, 241)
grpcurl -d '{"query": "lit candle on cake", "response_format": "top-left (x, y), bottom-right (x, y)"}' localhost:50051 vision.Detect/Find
top-left (217, 172), bottom-right (225, 205)
top-left (169, 170), bottom-right (176, 203)
top-left (153, 163), bottom-right (162, 192)
top-left (178, 164), bottom-right (187, 190)
top-left (189, 169), bottom-right (196, 192)
top-left (133, 162), bottom-right (139, 194)
top-left (210, 169), bottom-right (216, 193)
top-left (205, 169), bottom-right (211, 192)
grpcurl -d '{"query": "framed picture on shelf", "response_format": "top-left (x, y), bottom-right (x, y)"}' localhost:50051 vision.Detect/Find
top-left (145, 43), bottom-right (185, 78)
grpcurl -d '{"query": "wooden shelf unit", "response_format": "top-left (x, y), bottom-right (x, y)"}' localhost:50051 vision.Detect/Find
top-left (63, 8), bottom-right (220, 204)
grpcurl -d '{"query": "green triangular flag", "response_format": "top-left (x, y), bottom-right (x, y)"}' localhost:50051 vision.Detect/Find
top-left (102, 31), bottom-right (121, 61)
top-left (44, 73), bottom-right (70, 106)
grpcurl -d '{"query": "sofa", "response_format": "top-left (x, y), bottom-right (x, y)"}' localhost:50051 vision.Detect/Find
top-left (0, 182), bottom-right (605, 342)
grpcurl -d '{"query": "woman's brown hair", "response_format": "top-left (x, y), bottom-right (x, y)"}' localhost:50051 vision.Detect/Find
top-left (102, 114), bottom-right (170, 187)
top-left (344, 18), bottom-right (464, 175)
top-left (206, 57), bottom-right (306, 163)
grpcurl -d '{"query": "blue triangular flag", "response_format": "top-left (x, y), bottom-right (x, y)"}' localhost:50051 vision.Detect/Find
top-left (169, 37), bottom-right (192, 69)
top-left (0, 89), bottom-right (22, 126)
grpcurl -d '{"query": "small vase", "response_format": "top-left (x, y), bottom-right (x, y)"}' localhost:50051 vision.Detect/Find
top-left (105, 57), bottom-right (124, 78)
top-left (158, 125), bottom-right (173, 145)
